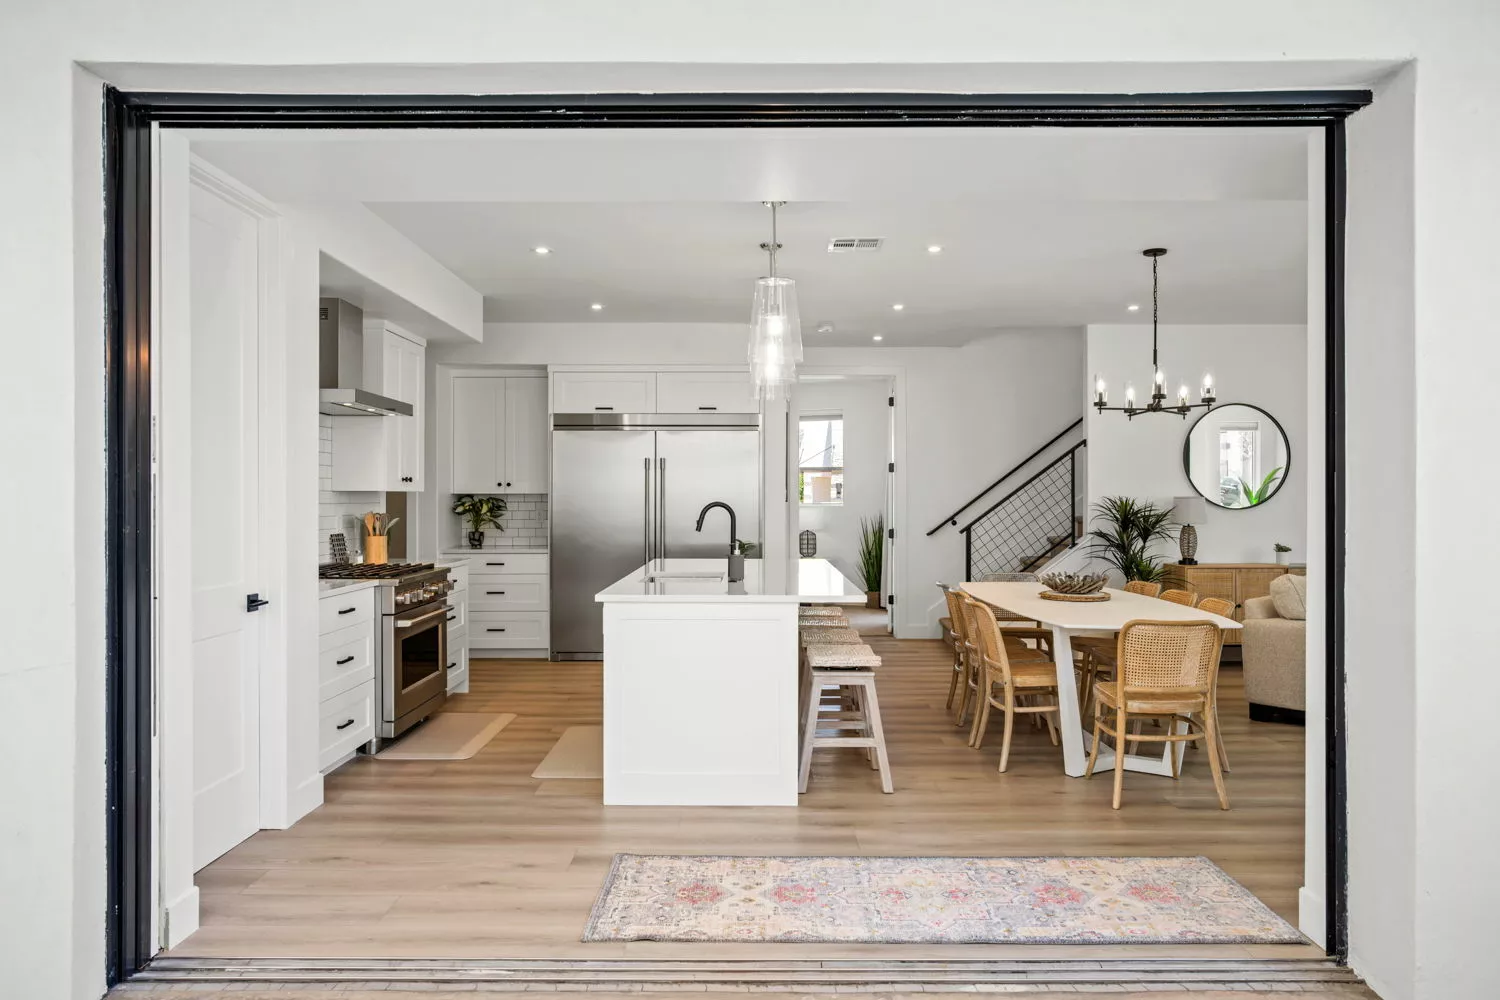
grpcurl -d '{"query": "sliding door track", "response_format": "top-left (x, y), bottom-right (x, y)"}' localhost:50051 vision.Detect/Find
top-left (130, 956), bottom-right (1361, 991)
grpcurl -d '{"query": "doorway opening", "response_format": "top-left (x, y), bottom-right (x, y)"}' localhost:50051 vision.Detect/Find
top-left (105, 90), bottom-right (1359, 988)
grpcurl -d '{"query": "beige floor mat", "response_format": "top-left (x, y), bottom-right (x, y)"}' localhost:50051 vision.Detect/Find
top-left (375, 712), bottom-right (515, 760)
top-left (532, 724), bottom-right (604, 778)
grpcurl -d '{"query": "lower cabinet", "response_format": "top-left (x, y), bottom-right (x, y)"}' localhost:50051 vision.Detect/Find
top-left (447, 643), bottom-right (470, 694)
top-left (445, 551), bottom-right (550, 656)
top-left (318, 586), bottom-right (377, 772)
top-left (471, 611), bottom-right (549, 648)
top-left (1177, 562), bottom-right (1296, 646)
top-left (318, 680), bottom-right (376, 771)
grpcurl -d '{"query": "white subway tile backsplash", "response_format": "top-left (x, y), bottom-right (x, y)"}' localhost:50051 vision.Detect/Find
top-left (318, 414), bottom-right (384, 563)
top-left (451, 492), bottom-right (548, 551)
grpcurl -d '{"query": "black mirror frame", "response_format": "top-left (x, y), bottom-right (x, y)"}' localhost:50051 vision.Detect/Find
top-left (1181, 402), bottom-right (1293, 511)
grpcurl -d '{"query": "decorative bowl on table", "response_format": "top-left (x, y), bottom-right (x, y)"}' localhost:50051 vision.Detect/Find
top-left (1038, 571), bottom-right (1111, 602)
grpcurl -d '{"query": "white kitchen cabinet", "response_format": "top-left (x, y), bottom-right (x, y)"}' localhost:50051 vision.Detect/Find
top-left (444, 551), bottom-right (549, 656)
top-left (551, 371), bottom-right (656, 414)
top-left (317, 585), bottom-right (377, 772)
top-left (656, 371), bottom-right (760, 414)
top-left (504, 377), bottom-right (549, 492)
top-left (330, 322), bottom-right (426, 492)
top-left (450, 376), bottom-right (547, 494)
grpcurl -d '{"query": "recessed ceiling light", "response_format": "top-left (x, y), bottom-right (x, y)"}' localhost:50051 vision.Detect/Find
top-left (927, 245), bottom-right (943, 254)
top-left (1126, 303), bottom-right (1140, 312)
top-left (590, 302), bottom-right (604, 311)
top-left (872, 335), bottom-right (884, 342)
top-left (892, 303), bottom-right (905, 312)
top-left (815, 322), bottom-right (835, 335)
top-left (532, 246), bottom-right (552, 256)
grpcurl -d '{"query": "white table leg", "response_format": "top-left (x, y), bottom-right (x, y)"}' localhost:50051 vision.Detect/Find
top-left (1049, 627), bottom-right (1086, 777)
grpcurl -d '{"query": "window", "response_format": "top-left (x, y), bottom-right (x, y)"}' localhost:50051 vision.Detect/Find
top-left (798, 414), bottom-right (844, 504)
top-left (1218, 422), bottom-right (1260, 507)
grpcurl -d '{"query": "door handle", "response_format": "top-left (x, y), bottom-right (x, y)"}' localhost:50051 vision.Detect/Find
top-left (246, 593), bottom-right (270, 613)
top-left (395, 605), bottom-right (450, 628)
top-left (643, 456), bottom-right (652, 568)
top-left (657, 458), bottom-right (669, 560)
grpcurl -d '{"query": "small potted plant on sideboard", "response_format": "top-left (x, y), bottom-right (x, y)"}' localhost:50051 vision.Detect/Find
top-left (1274, 542), bottom-right (1292, 566)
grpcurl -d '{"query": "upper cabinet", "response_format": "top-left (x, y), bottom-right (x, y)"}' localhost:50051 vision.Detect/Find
top-left (451, 376), bottom-right (548, 494)
top-left (330, 322), bottom-right (425, 492)
top-left (551, 371), bottom-right (657, 414)
top-left (551, 370), bottom-right (758, 415)
top-left (656, 371), bottom-right (760, 414)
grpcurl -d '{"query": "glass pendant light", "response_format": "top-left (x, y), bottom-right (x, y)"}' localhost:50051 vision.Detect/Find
top-left (748, 201), bottom-right (803, 400)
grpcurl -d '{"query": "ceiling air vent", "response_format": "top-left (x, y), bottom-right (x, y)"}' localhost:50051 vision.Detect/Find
top-left (826, 237), bottom-right (884, 253)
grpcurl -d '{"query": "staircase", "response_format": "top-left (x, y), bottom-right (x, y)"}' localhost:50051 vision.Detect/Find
top-left (928, 420), bottom-right (1087, 580)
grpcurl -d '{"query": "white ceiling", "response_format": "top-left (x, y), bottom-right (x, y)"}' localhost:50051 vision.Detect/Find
top-left (192, 127), bottom-right (1311, 345)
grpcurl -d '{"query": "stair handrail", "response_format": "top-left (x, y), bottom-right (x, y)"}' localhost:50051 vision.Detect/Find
top-left (926, 417), bottom-right (1084, 536)
top-left (958, 440), bottom-right (1088, 535)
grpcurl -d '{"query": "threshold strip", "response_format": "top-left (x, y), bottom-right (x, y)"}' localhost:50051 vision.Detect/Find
top-left (132, 956), bottom-right (1360, 988)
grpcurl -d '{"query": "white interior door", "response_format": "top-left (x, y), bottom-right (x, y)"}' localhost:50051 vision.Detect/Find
top-left (189, 180), bottom-right (262, 871)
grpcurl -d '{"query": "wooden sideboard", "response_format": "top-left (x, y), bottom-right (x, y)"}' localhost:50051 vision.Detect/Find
top-left (1174, 563), bottom-right (1304, 645)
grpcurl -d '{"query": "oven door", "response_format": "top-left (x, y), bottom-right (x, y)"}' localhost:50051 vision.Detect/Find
top-left (383, 599), bottom-right (449, 736)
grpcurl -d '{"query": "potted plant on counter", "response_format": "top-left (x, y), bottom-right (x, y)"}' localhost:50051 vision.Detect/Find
top-left (858, 514), bottom-right (885, 609)
top-left (452, 494), bottom-right (507, 549)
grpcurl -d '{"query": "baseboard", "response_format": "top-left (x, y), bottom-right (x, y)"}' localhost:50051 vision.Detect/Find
top-left (286, 770), bottom-right (324, 826)
top-left (1249, 702), bottom-right (1306, 726)
top-left (164, 884), bottom-right (200, 948)
top-left (1298, 885), bottom-right (1327, 949)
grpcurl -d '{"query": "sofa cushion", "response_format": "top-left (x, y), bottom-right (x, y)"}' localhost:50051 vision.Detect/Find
top-left (1269, 573), bottom-right (1307, 621)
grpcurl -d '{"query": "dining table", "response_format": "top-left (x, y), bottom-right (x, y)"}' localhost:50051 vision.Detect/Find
top-left (960, 581), bottom-right (1242, 778)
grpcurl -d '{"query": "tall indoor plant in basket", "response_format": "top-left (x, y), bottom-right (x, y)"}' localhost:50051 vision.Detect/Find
top-left (858, 514), bottom-right (885, 609)
top-left (1085, 496), bottom-right (1178, 584)
top-left (452, 494), bottom-right (507, 549)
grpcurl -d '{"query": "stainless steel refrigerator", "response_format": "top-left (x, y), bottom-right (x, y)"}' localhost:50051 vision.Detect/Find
top-left (551, 412), bottom-right (761, 659)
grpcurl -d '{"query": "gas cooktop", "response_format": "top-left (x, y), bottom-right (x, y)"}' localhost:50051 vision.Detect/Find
top-left (319, 562), bottom-right (436, 580)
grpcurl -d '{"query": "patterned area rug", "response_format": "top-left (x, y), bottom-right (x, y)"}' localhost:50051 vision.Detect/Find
top-left (583, 855), bottom-right (1303, 944)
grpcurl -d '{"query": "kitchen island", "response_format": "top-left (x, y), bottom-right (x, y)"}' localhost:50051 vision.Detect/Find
top-left (595, 558), bottom-right (863, 806)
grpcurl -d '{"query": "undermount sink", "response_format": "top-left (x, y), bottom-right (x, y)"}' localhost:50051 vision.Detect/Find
top-left (646, 571), bottom-right (727, 583)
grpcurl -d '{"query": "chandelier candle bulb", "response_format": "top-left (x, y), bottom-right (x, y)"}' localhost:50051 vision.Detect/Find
top-left (1125, 383), bottom-right (1136, 406)
top-left (1178, 384), bottom-right (1190, 406)
top-left (1094, 375), bottom-right (1107, 406)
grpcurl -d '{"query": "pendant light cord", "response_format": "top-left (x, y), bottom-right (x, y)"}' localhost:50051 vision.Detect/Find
top-left (1151, 253), bottom-right (1159, 371)
top-left (768, 202), bottom-right (779, 279)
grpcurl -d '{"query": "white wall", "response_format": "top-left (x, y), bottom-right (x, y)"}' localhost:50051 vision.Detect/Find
top-left (796, 379), bottom-right (891, 587)
top-left (1085, 324), bottom-right (1308, 567)
top-left (7, 7), bottom-right (1499, 998)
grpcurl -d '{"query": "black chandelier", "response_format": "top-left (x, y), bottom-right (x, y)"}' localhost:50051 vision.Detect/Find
top-left (1093, 248), bottom-right (1217, 419)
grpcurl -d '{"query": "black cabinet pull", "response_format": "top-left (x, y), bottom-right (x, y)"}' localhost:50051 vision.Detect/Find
top-left (337, 606), bottom-right (357, 615)
top-left (486, 562), bottom-right (506, 567)
top-left (447, 662), bottom-right (457, 669)
top-left (336, 718), bottom-right (355, 730)
top-left (698, 406), bottom-right (717, 410)
top-left (487, 627), bottom-right (507, 632)
top-left (446, 614), bottom-right (456, 621)
top-left (594, 406), bottom-right (613, 410)
top-left (487, 590), bottom-right (506, 595)
top-left (336, 655), bottom-right (355, 665)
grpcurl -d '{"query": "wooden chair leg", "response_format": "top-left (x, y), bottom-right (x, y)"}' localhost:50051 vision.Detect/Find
top-left (1111, 706), bottom-right (1128, 809)
top-left (1204, 706), bottom-right (1230, 810)
top-left (998, 691), bottom-right (1017, 773)
top-left (1085, 704), bottom-right (1104, 778)
top-left (945, 651), bottom-right (962, 710)
top-left (862, 678), bottom-right (894, 794)
top-left (797, 671), bottom-right (822, 794)
top-left (969, 685), bottom-right (992, 748)
top-left (1042, 704), bottom-right (1059, 746)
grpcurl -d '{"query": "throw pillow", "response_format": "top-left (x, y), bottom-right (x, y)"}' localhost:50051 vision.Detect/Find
top-left (1269, 573), bottom-right (1307, 620)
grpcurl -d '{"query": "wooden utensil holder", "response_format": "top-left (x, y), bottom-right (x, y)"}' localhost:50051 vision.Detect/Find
top-left (364, 535), bottom-right (388, 565)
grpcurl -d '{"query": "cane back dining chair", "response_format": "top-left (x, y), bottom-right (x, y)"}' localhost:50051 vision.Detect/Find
top-left (1085, 618), bottom-right (1229, 810)
top-left (1159, 588), bottom-right (1198, 607)
top-left (964, 594), bottom-right (1062, 771)
top-left (944, 586), bottom-right (1049, 726)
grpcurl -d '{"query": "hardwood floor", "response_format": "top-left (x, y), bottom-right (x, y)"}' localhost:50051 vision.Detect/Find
top-left (177, 635), bottom-right (1310, 962)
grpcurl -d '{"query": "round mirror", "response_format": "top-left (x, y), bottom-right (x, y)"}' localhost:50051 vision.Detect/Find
top-left (1182, 403), bottom-right (1291, 510)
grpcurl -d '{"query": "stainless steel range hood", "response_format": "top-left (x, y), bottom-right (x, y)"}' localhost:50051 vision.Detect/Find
top-left (319, 297), bottom-right (414, 417)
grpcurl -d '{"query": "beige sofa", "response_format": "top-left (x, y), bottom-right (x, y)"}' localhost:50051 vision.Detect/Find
top-left (1240, 573), bottom-right (1307, 725)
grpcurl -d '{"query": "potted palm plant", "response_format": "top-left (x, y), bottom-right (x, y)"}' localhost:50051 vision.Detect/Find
top-left (1085, 496), bottom-right (1178, 584)
top-left (858, 514), bottom-right (885, 609)
top-left (452, 494), bottom-right (507, 548)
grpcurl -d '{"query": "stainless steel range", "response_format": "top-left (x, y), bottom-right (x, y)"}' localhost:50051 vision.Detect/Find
top-left (319, 562), bottom-right (454, 742)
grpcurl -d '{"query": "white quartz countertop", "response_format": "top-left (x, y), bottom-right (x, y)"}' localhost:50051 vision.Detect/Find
top-left (596, 558), bottom-right (864, 604)
top-left (441, 547), bottom-right (548, 556)
top-left (317, 579), bottom-right (380, 596)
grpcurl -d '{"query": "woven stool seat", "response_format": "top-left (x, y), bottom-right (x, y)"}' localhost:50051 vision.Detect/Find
top-left (799, 625), bottom-right (863, 645)
top-left (804, 643), bottom-right (882, 669)
top-left (799, 606), bottom-right (846, 618)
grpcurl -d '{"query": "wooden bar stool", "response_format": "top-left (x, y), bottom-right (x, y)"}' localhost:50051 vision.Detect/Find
top-left (798, 643), bottom-right (893, 794)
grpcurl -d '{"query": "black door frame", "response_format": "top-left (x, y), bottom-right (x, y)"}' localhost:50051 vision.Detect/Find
top-left (103, 87), bottom-right (1365, 983)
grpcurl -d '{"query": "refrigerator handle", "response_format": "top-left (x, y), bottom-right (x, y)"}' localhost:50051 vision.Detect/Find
top-left (658, 457), bottom-right (667, 560)
top-left (643, 457), bottom-right (653, 570)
